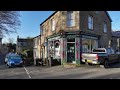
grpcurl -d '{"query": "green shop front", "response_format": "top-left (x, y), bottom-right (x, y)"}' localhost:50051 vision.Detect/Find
top-left (47, 31), bottom-right (99, 65)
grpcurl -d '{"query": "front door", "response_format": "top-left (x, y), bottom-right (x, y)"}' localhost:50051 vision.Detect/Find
top-left (67, 43), bottom-right (75, 63)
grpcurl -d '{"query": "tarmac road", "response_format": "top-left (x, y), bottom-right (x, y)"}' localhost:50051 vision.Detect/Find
top-left (0, 62), bottom-right (120, 79)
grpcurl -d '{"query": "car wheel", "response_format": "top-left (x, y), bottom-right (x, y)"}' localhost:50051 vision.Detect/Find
top-left (88, 63), bottom-right (93, 66)
top-left (8, 66), bottom-right (11, 68)
top-left (104, 60), bottom-right (109, 69)
top-left (118, 59), bottom-right (120, 63)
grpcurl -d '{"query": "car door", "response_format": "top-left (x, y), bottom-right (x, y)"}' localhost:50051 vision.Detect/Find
top-left (108, 48), bottom-right (117, 62)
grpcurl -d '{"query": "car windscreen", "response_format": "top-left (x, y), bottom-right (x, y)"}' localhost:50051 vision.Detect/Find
top-left (9, 56), bottom-right (21, 60)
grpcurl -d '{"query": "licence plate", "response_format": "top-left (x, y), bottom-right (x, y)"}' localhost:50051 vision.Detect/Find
top-left (87, 60), bottom-right (93, 63)
top-left (15, 63), bottom-right (20, 65)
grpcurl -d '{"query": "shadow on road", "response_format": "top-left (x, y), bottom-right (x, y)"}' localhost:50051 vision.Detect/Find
top-left (109, 62), bottom-right (120, 68)
top-left (93, 72), bottom-right (120, 79)
top-left (37, 71), bottom-right (97, 79)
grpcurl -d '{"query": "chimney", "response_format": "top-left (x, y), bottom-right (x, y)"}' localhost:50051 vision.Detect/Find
top-left (17, 36), bottom-right (19, 40)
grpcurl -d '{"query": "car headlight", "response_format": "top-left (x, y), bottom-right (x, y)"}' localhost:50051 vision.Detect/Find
top-left (10, 61), bottom-right (14, 63)
top-left (20, 61), bottom-right (23, 63)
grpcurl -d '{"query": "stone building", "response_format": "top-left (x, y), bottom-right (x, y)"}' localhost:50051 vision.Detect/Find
top-left (16, 36), bottom-right (33, 54)
top-left (33, 35), bottom-right (41, 65)
top-left (112, 31), bottom-right (120, 52)
top-left (40, 11), bottom-right (112, 65)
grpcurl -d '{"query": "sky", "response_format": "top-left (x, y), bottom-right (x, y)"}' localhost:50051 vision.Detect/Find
top-left (2, 11), bottom-right (120, 43)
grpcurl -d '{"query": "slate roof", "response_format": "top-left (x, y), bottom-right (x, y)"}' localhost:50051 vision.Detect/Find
top-left (112, 31), bottom-right (120, 38)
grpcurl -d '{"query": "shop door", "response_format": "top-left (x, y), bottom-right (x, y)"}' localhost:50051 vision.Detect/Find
top-left (67, 43), bottom-right (75, 63)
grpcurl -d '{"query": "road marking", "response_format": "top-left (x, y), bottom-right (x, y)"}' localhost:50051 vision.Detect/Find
top-left (24, 67), bottom-right (31, 79)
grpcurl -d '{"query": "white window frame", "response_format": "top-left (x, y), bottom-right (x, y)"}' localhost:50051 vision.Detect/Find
top-left (51, 18), bottom-right (56, 31)
top-left (117, 38), bottom-right (120, 47)
top-left (67, 11), bottom-right (75, 27)
top-left (104, 22), bottom-right (107, 33)
top-left (88, 15), bottom-right (93, 30)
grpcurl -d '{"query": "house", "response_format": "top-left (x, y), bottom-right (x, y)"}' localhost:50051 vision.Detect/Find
top-left (16, 36), bottom-right (33, 54)
top-left (112, 31), bottom-right (120, 52)
top-left (33, 35), bottom-right (41, 65)
top-left (40, 11), bottom-right (112, 65)
top-left (1, 44), bottom-right (9, 55)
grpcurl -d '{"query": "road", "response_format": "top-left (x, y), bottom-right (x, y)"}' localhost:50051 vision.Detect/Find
top-left (1, 62), bottom-right (120, 79)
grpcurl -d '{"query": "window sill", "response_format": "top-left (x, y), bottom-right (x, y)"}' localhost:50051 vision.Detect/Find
top-left (88, 28), bottom-right (94, 31)
top-left (67, 26), bottom-right (76, 28)
top-left (103, 32), bottom-right (107, 34)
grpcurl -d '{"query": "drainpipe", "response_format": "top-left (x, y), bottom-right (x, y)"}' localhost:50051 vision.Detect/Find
top-left (80, 31), bottom-right (82, 64)
top-left (98, 36), bottom-right (101, 48)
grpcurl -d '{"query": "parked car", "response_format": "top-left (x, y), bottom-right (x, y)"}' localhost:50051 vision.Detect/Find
top-left (5, 52), bottom-right (18, 64)
top-left (82, 48), bottom-right (120, 68)
top-left (6, 55), bottom-right (23, 68)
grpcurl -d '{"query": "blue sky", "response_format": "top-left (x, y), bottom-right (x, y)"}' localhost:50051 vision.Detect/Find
top-left (2, 11), bottom-right (120, 43)
top-left (3, 11), bottom-right (54, 43)
top-left (108, 11), bottom-right (120, 30)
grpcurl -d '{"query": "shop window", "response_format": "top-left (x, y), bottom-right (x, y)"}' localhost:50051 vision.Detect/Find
top-left (55, 40), bottom-right (60, 48)
top-left (67, 38), bottom-right (75, 42)
top-left (54, 40), bottom-right (60, 58)
top-left (82, 38), bottom-right (98, 53)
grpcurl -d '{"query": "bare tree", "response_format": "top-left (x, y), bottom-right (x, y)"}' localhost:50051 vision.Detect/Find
top-left (0, 11), bottom-right (21, 35)
top-left (8, 37), bottom-right (14, 44)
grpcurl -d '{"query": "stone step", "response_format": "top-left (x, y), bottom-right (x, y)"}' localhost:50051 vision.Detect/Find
top-left (63, 63), bottom-right (77, 68)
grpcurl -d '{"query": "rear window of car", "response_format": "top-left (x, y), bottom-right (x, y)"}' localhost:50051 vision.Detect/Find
top-left (92, 49), bottom-right (106, 53)
top-left (9, 56), bottom-right (21, 59)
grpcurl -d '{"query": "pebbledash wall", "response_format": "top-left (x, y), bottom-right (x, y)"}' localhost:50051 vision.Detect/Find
top-left (40, 11), bottom-right (112, 65)
top-left (33, 35), bottom-right (41, 65)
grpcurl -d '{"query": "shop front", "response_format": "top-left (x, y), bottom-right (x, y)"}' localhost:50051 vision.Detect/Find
top-left (47, 36), bottom-right (61, 65)
top-left (47, 32), bottom-right (81, 65)
top-left (47, 32), bottom-right (99, 65)
top-left (82, 35), bottom-right (98, 53)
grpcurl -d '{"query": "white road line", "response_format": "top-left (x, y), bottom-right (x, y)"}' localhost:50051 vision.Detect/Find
top-left (24, 67), bottom-right (31, 79)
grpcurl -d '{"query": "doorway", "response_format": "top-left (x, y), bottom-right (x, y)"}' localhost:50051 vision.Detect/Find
top-left (67, 38), bottom-right (75, 63)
